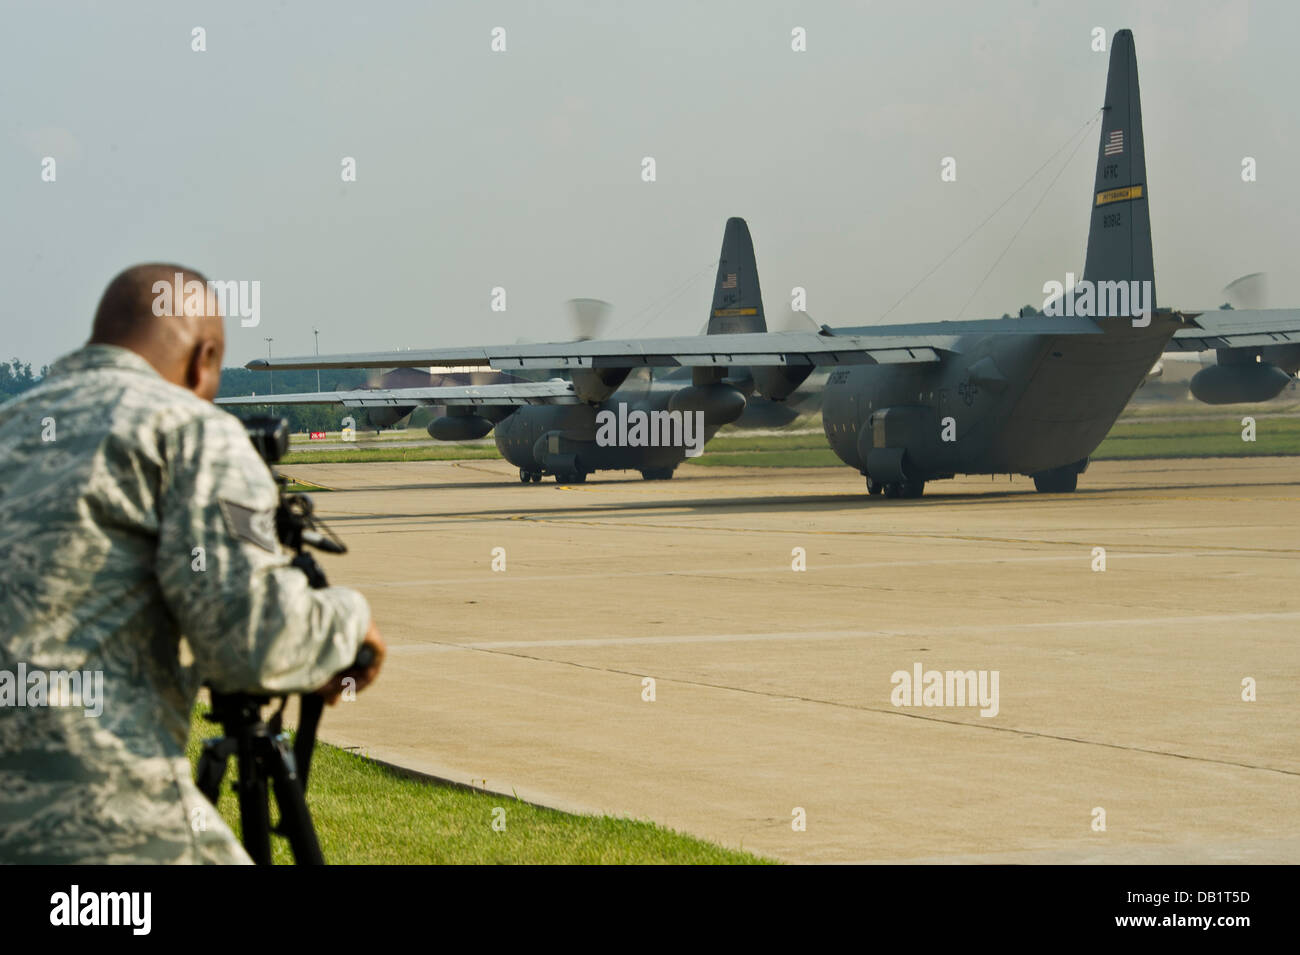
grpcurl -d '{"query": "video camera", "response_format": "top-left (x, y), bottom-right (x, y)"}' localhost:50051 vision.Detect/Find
top-left (241, 414), bottom-right (345, 560)
top-left (242, 413), bottom-right (291, 466)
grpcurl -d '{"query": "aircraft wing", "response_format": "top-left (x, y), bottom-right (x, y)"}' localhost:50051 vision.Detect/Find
top-left (1168, 308), bottom-right (1300, 351)
top-left (215, 379), bottom-right (580, 409)
top-left (247, 316), bottom-right (1104, 372)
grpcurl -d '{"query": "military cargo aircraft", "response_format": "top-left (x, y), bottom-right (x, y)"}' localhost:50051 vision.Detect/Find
top-left (240, 30), bottom-right (1300, 497)
top-left (220, 217), bottom-right (780, 483)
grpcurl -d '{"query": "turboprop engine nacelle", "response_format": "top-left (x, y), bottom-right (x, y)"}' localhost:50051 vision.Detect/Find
top-left (667, 383), bottom-right (746, 426)
top-left (368, 406), bottom-right (417, 428)
top-left (1189, 363), bottom-right (1292, 404)
top-left (428, 414), bottom-right (494, 441)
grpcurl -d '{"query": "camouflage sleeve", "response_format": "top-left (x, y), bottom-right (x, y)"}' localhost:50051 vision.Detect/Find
top-left (154, 408), bottom-right (370, 694)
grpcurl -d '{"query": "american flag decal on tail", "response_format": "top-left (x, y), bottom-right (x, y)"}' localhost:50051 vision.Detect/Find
top-left (1104, 130), bottom-right (1124, 156)
top-left (721, 273), bottom-right (737, 289)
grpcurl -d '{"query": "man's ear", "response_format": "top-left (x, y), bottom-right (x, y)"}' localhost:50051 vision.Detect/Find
top-left (186, 339), bottom-right (222, 401)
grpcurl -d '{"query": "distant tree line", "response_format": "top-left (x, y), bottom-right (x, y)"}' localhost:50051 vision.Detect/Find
top-left (218, 367), bottom-right (379, 432)
top-left (0, 358), bottom-right (397, 433)
top-left (0, 359), bottom-right (51, 399)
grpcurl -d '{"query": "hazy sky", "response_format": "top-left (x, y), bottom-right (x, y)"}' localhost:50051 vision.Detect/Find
top-left (2, 0), bottom-right (1296, 370)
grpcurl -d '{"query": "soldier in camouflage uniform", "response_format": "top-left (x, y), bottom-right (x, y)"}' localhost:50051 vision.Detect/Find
top-left (0, 264), bottom-right (384, 863)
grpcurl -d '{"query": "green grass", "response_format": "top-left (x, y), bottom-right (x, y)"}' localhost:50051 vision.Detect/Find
top-left (288, 429), bottom-right (444, 445)
top-left (1092, 416), bottom-right (1300, 459)
top-left (282, 444), bottom-right (502, 464)
top-left (706, 433), bottom-right (828, 453)
top-left (185, 707), bottom-right (769, 864)
top-left (1117, 395), bottom-right (1300, 419)
top-left (685, 415), bottom-right (1300, 468)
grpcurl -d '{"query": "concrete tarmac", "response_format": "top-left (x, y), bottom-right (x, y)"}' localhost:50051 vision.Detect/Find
top-left (285, 456), bottom-right (1300, 863)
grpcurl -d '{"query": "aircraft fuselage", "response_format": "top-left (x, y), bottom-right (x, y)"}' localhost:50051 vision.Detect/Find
top-left (821, 314), bottom-right (1179, 484)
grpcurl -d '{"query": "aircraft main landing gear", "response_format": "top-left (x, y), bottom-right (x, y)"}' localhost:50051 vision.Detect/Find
top-left (880, 480), bottom-right (924, 499)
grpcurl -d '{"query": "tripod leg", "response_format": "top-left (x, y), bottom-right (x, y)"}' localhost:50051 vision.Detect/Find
top-left (195, 737), bottom-right (235, 805)
top-left (295, 694), bottom-right (325, 791)
top-left (268, 736), bottom-right (326, 865)
top-left (236, 737), bottom-right (274, 865)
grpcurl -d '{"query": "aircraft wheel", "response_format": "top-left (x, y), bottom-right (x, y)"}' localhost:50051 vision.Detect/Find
top-left (530, 471), bottom-right (542, 483)
top-left (901, 480), bottom-right (926, 499)
top-left (572, 471), bottom-right (587, 484)
top-left (882, 483), bottom-right (901, 499)
top-left (519, 469), bottom-right (532, 484)
top-left (866, 476), bottom-right (883, 495)
top-left (1032, 468), bottom-right (1078, 493)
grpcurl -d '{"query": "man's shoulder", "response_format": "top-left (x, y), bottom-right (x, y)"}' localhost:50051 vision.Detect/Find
top-left (137, 379), bottom-right (244, 439)
top-left (14, 345), bottom-right (217, 424)
top-left (86, 366), bottom-right (247, 453)
top-left (9, 347), bottom-right (251, 458)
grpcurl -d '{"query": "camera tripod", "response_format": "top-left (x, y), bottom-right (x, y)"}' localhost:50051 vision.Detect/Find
top-left (195, 679), bottom-right (327, 865)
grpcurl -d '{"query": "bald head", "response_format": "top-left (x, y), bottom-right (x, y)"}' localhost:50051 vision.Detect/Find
top-left (90, 264), bottom-right (225, 401)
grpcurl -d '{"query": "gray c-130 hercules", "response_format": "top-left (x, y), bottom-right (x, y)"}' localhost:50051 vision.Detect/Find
top-left (238, 30), bottom-right (1300, 497)
top-left (220, 218), bottom-right (777, 483)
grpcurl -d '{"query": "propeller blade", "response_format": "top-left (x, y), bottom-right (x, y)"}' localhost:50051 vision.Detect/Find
top-left (773, 303), bottom-right (820, 333)
top-left (566, 298), bottom-right (612, 341)
top-left (1222, 272), bottom-right (1269, 311)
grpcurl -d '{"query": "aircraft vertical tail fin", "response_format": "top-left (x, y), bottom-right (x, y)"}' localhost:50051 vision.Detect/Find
top-left (1081, 28), bottom-right (1155, 313)
top-left (706, 217), bottom-right (767, 335)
